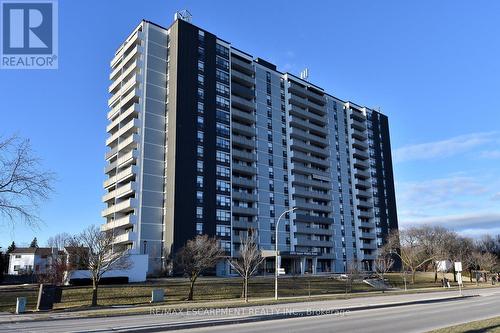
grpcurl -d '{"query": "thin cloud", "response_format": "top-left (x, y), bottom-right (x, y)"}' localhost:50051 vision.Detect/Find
top-left (480, 150), bottom-right (500, 159)
top-left (393, 132), bottom-right (498, 163)
top-left (400, 211), bottom-right (500, 231)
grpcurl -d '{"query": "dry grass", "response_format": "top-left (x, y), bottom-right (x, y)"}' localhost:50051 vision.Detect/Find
top-left (427, 316), bottom-right (500, 333)
top-left (0, 272), bottom-right (491, 313)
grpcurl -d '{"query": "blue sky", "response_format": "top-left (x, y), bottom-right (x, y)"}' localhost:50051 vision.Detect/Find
top-left (1, 0), bottom-right (499, 247)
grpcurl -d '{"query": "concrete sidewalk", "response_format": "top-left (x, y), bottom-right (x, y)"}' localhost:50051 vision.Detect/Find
top-left (0, 288), bottom-right (494, 333)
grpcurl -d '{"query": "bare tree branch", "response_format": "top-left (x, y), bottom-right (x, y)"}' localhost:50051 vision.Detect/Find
top-left (0, 134), bottom-right (55, 227)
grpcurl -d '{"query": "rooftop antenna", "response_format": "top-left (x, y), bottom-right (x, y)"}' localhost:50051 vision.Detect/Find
top-left (174, 9), bottom-right (192, 23)
top-left (300, 68), bottom-right (309, 80)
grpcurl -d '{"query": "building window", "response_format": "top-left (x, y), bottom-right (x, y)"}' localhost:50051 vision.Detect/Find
top-left (197, 101), bottom-right (204, 114)
top-left (197, 131), bottom-right (204, 143)
top-left (197, 115), bottom-right (204, 126)
top-left (216, 180), bottom-right (231, 193)
top-left (216, 69), bottom-right (230, 84)
top-left (197, 160), bottom-right (204, 173)
top-left (216, 209), bottom-right (231, 222)
top-left (197, 145), bottom-right (204, 158)
top-left (216, 96), bottom-right (230, 110)
top-left (216, 123), bottom-right (230, 136)
top-left (196, 222), bottom-right (203, 235)
top-left (216, 151), bottom-right (230, 163)
top-left (216, 194), bottom-right (231, 207)
top-left (15, 255), bottom-right (21, 259)
top-left (216, 165), bottom-right (230, 178)
top-left (196, 191), bottom-right (203, 204)
top-left (216, 44), bottom-right (229, 58)
top-left (216, 82), bottom-right (230, 96)
top-left (216, 110), bottom-right (230, 123)
top-left (216, 224), bottom-right (231, 237)
top-left (197, 87), bottom-right (204, 100)
top-left (196, 207), bottom-right (203, 219)
top-left (196, 175), bottom-right (203, 188)
top-left (216, 57), bottom-right (229, 71)
top-left (198, 73), bottom-right (204, 85)
top-left (216, 137), bottom-right (230, 150)
top-left (219, 240), bottom-right (231, 252)
top-left (198, 60), bottom-right (204, 72)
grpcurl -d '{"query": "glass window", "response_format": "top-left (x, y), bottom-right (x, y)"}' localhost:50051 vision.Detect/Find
top-left (198, 73), bottom-right (204, 85)
top-left (216, 95), bottom-right (230, 110)
top-left (197, 131), bottom-right (204, 143)
top-left (216, 69), bottom-right (229, 84)
top-left (216, 151), bottom-right (230, 163)
top-left (197, 87), bottom-right (204, 99)
top-left (196, 191), bottom-right (203, 204)
top-left (216, 165), bottom-right (230, 177)
top-left (196, 222), bottom-right (203, 235)
top-left (216, 194), bottom-right (231, 207)
top-left (216, 137), bottom-right (230, 150)
top-left (197, 115), bottom-right (204, 126)
top-left (216, 180), bottom-right (231, 193)
top-left (219, 240), bottom-right (231, 252)
top-left (197, 160), bottom-right (204, 173)
top-left (196, 206), bottom-right (203, 219)
top-left (216, 209), bottom-right (231, 222)
top-left (216, 82), bottom-right (230, 96)
top-left (197, 101), bottom-right (204, 114)
top-left (198, 60), bottom-right (204, 72)
top-left (216, 123), bottom-right (230, 136)
top-left (216, 57), bottom-right (229, 71)
top-left (196, 175), bottom-right (203, 188)
top-left (216, 224), bottom-right (231, 237)
top-left (215, 44), bottom-right (229, 58)
top-left (197, 145), bottom-right (204, 158)
top-left (216, 110), bottom-right (230, 123)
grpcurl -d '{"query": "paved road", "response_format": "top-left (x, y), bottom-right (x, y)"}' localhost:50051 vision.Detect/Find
top-left (172, 290), bottom-right (500, 333)
top-left (0, 289), bottom-right (498, 332)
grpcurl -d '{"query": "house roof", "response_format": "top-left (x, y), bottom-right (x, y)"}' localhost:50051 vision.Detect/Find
top-left (10, 247), bottom-right (60, 256)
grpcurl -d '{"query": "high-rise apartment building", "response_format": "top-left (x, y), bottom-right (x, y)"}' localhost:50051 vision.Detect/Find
top-left (102, 14), bottom-right (398, 275)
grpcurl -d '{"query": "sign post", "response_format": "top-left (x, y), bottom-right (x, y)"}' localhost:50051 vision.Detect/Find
top-left (455, 262), bottom-right (463, 296)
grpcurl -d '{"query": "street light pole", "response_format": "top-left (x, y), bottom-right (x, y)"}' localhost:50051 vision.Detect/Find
top-left (275, 207), bottom-right (297, 301)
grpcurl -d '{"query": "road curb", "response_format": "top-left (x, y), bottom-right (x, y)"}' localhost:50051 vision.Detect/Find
top-left (79, 295), bottom-right (478, 333)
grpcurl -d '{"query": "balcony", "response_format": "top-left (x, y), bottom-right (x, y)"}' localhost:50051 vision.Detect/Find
top-left (293, 187), bottom-right (331, 201)
top-left (101, 198), bottom-right (138, 217)
top-left (352, 138), bottom-right (369, 150)
top-left (232, 135), bottom-right (255, 149)
top-left (106, 118), bottom-right (140, 146)
top-left (232, 219), bottom-right (256, 229)
top-left (294, 200), bottom-right (332, 213)
top-left (352, 129), bottom-right (368, 141)
top-left (232, 122), bottom-right (255, 137)
top-left (232, 191), bottom-right (257, 202)
top-left (102, 181), bottom-right (137, 202)
top-left (357, 210), bottom-right (374, 219)
top-left (289, 105), bottom-right (326, 124)
top-left (231, 69), bottom-right (254, 88)
top-left (292, 163), bottom-right (330, 180)
top-left (352, 148), bottom-right (369, 160)
top-left (292, 174), bottom-right (331, 190)
top-left (291, 139), bottom-right (329, 158)
top-left (353, 157), bottom-right (370, 170)
top-left (113, 231), bottom-right (137, 245)
top-left (349, 117), bottom-right (366, 131)
top-left (232, 163), bottom-right (256, 175)
top-left (230, 56), bottom-right (254, 76)
top-left (232, 206), bottom-right (258, 216)
top-left (359, 232), bottom-right (376, 240)
top-left (358, 221), bottom-right (375, 229)
top-left (354, 169), bottom-right (371, 180)
top-left (231, 95), bottom-right (254, 112)
top-left (359, 242), bottom-right (377, 250)
top-left (117, 149), bottom-right (139, 169)
top-left (101, 214), bottom-right (137, 231)
top-left (289, 116), bottom-right (328, 135)
top-left (232, 149), bottom-right (256, 162)
top-left (231, 108), bottom-right (255, 124)
top-left (295, 225), bottom-right (333, 236)
top-left (231, 81), bottom-right (254, 100)
top-left (355, 189), bottom-right (372, 199)
top-left (232, 177), bottom-right (256, 188)
top-left (290, 150), bottom-right (329, 168)
top-left (354, 178), bottom-right (371, 189)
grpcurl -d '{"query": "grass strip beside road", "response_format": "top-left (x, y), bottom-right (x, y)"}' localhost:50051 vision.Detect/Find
top-left (427, 316), bottom-right (500, 333)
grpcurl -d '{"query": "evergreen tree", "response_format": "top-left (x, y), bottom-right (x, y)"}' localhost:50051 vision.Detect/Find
top-left (7, 241), bottom-right (16, 253)
top-left (30, 237), bottom-right (38, 248)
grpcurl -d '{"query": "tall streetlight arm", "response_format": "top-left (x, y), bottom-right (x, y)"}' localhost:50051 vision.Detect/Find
top-left (275, 207), bottom-right (297, 300)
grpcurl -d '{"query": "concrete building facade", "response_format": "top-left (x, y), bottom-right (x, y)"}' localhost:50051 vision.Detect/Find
top-left (102, 15), bottom-right (398, 275)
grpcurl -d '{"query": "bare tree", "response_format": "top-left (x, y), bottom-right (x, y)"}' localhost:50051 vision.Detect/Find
top-left (175, 235), bottom-right (224, 301)
top-left (374, 248), bottom-right (395, 291)
top-left (46, 232), bottom-right (71, 250)
top-left (227, 234), bottom-right (264, 302)
top-left (385, 228), bottom-right (435, 284)
top-left (68, 225), bottom-right (132, 306)
top-left (0, 135), bottom-right (55, 226)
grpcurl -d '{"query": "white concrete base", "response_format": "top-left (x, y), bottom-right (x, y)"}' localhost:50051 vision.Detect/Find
top-left (65, 254), bottom-right (148, 284)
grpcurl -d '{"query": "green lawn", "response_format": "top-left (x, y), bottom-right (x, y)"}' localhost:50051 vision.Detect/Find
top-left (427, 316), bottom-right (500, 333)
top-left (0, 272), bottom-right (492, 313)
